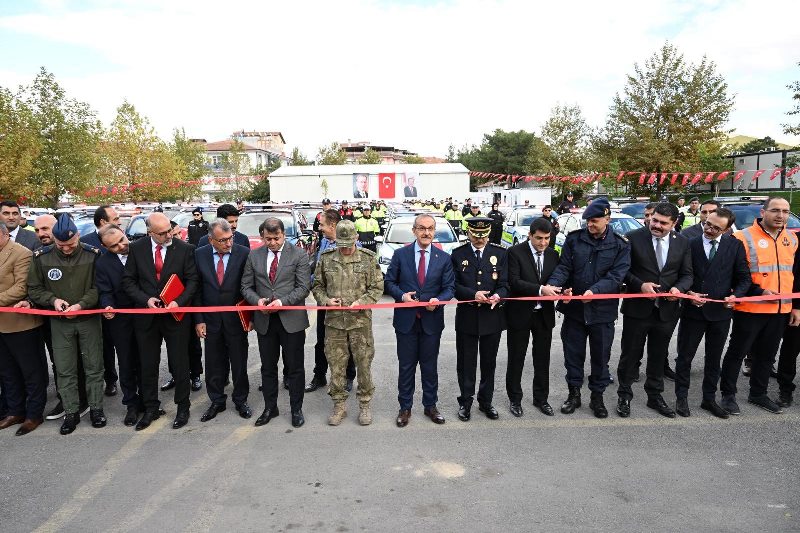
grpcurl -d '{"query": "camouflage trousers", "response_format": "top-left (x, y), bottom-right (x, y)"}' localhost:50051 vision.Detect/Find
top-left (325, 325), bottom-right (375, 404)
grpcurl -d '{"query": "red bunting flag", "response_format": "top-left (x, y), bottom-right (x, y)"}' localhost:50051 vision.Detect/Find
top-left (647, 173), bottom-right (657, 185)
top-left (751, 169), bottom-right (766, 183)
top-left (670, 173), bottom-right (679, 185)
top-left (733, 170), bottom-right (746, 182)
top-left (716, 171), bottom-right (730, 181)
top-left (768, 168), bottom-right (782, 180)
top-left (704, 172), bottom-right (716, 183)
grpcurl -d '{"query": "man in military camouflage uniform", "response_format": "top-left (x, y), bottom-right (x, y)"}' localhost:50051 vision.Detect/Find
top-left (27, 214), bottom-right (106, 435)
top-left (312, 220), bottom-right (384, 426)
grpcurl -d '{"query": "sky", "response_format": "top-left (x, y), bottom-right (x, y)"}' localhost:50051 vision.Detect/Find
top-left (1, 0), bottom-right (798, 159)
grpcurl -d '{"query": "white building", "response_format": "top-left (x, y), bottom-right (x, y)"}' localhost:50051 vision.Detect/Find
top-left (268, 163), bottom-right (471, 203)
top-left (202, 138), bottom-right (289, 201)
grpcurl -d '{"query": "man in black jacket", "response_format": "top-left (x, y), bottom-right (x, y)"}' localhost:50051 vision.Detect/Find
top-left (186, 208), bottom-right (209, 246)
top-left (673, 208), bottom-right (750, 418)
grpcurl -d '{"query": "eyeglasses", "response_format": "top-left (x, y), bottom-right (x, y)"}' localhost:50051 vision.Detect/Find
top-left (213, 236), bottom-right (234, 244)
top-left (702, 221), bottom-right (725, 233)
top-left (414, 226), bottom-right (435, 233)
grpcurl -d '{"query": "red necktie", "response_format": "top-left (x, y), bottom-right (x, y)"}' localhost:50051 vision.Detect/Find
top-left (418, 249), bottom-right (426, 286)
top-left (216, 252), bottom-right (225, 285)
top-left (155, 244), bottom-right (163, 281)
top-left (269, 251), bottom-right (278, 284)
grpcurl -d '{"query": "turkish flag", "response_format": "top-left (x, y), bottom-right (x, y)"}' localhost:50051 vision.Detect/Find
top-left (378, 173), bottom-right (395, 198)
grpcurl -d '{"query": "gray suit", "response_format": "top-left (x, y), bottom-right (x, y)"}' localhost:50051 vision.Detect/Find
top-left (12, 228), bottom-right (40, 251)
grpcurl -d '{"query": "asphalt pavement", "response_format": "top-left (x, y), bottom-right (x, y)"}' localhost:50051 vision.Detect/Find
top-left (2, 298), bottom-right (798, 532)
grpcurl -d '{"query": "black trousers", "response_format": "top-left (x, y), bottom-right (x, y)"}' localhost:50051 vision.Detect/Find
top-left (106, 316), bottom-right (142, 408)
top-left (136, 316), bottom-right (191, 412)
top-left (456, 331), bottom-right (501, 408)
top-left (168, 334), bottom-right (203, 379)
top-left (205, 327), bottom-right (249, 407)
top-left (43, 318), bottom-right (87, 407)
top-left (0, 327), bottom-right (49, 419)
top-left (101, 320), bottom-right (118, 384)
top-left (561, 317), bottom-right (615, 394)
top-left (312, 310), bottom-right (355, 381)
top-left (720, 312), bottom-right (787, 398)
top-left (617, 310), bottom-right (678, 400)
top-left (258, 318), bottom-right (305, 412)
top-left (674, 317), bottom-right (730, 401)
top-left (777, 323), bottom-right (800, 395)
top-left (506, 312), bottom-right (552, 403)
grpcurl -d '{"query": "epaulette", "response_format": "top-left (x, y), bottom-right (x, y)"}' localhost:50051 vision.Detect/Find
top-left (80, 242), bottom-right (101, 254)
top-left (614, 232), bottom-right (629, 243)
top-left (321, 247), bottom-right (336, 255)
top-left (488, 242), bottom-right (504, 248)
top-left (34, 244), bottom-right (54, 257)
top-left (358, 247), bottom-right (376, 257)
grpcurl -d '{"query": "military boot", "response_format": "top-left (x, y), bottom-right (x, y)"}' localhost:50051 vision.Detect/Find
top-left (358, 403), bottom-right (372, 426)
top-left (561, 386), bottom-right (581, 414)
top-left (328, 402), bottom-right (347, 426)
top-left (60, 413), bottom-right (80, 435)
top-left (589, 392), bottom-right (608, 418)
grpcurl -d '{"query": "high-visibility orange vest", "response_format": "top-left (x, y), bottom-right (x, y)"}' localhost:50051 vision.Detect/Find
top-left (734, 219), bottom-right (797, 314)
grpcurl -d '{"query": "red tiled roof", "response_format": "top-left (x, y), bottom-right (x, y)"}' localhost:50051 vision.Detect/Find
top-left (205, 140), bottom-right (261, 151)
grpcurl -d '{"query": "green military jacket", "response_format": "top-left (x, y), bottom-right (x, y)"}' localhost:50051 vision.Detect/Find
top-left (312, 246), bottom-right (384, 330)
top-left (27, 243), bottom-right (100, 315)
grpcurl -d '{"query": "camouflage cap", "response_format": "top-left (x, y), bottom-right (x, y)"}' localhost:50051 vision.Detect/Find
top-left (335, 220), bottom-right (357, 247)
top-left (466, 216), bottom-right (492, 238)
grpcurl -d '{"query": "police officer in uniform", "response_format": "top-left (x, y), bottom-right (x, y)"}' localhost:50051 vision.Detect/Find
top-left (545, 199), bottom-right (631, 418)
top-left (451, 217), bottom-right (509, 421)
top-left (354, 205), bottom-right (379, 252)
top-left (186, 207), bottom-right (209, 246)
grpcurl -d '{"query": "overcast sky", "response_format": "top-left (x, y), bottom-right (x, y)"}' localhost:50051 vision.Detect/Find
top-left (1, 0), bottom-right (798, 159)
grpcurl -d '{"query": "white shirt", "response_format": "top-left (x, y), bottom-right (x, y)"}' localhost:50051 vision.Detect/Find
top-left (9, 226), bottom-right (20, 241)
top-left (267, 245), bottom-right (285, 267)
top-left (652, 234), bottom-right (670, 267)
top-left (150, 237), bottom-right (171, 263)
top-left (470, 244), bottom-right (485, 257)
top-left (118, 253), bottom-right (128, 266)
top-left (528, 241), bottom-right (544, 307)
top-left (702, 235), bottom-right (719, 259)
top-left (413, 241), bottom-right (430, 277)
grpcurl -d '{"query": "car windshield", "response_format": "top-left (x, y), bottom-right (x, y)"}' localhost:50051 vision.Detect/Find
top-left (516, 211), bottom-right (539, 227)
top-left (620, 203), bottom-right (647, 219)
top-left (127, 217), bottom-right (147, 236)
top-left (386, 222), bottom-right (456, 243)
top-left (608, 217), bottom-right (643, 234)
top-left (726, 204), bottom-right (800, 230)
top-left (236, 213), bottom-right (296, 237)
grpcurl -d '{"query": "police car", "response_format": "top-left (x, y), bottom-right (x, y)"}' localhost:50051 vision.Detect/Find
top-left (554, 210), bottom-right (642, 249)
top-left (500, 208), bottom-right (545, 247)
top-left (713, 196), bottom-right (800, 233)
top-left (375, 216), bottom-right (465, 275)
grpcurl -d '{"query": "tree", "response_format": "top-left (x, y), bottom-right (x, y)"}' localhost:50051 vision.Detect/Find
top-left (604, 43), bottom-right (734, 183)
top-left (783, 62), bottom-right (800, 137)
top-left (290, 146), bottom-right (311, 166)
top-left (20, 67), bottom-right (102, 207)
top-left (358, 147), bottom-right (382, 164)
top-left (316, 142), bottom-right (347, 165)
top-left (218, 139), bottom-right (252, 200)
top-left (403, 154), bottom-right (426, 164)
top-left (452, 129), bottom-right (538, 189)
top-left (0, 88), bottom-right (41, 201)
top-left (739, 136), bottom-right (780, 153)
top-left (169, 128), bottom-right (205, 201)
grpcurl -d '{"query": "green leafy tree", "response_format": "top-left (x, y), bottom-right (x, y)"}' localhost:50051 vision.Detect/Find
top-left (530, 104), bottom-right (593, 197)
top-left (218, 139), bottom-right (252, 199)
top-left (169, 127), bottom-right (205, 201)
top-left (445, 145), bottom-right (458, 163)
top-left (316, 142), bottom-right (347, 165)
top-left (358, 147), bottom-right (382, 164)
top-left (0, 88), bottom-right (41, 201)
top-left (403, 154), bottom-right (426, 164)
top-left (739, 136), bottom-right (780, 153)
top-left (453, 129), bottom-right (538, 189)
top-left (783, 62), bottom-right (800, 137)
top-left (290, 146), bottom-right (312, 166)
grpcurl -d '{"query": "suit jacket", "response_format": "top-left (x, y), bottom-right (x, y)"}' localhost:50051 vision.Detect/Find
top-left (0, 241), bottom-right (42, 333)
top-left (385, 243), bottom-right (455, 335)
top-left (193, 244), bottom-right (250, 333)
top-left (506, 242), bottom-right (558, 330)
top-left (622, 227), bottom-right (693, 321)
top-left (96, 252), bottom-right (135, 310)
top-left (451, 243), bottom-right (509, 335)
top-left (80, 231), bottom-right (106, 253)
top-left (404, 186), bottom-right (418, 198)
top-left (682, 234), bottom-right (751, 321)
top-left (12, 228), bottom-right (40, 251)
top-left (121, 237), bottom-right (199, 328)
top-left (680, 223), bottom-right (703, 240)
top-left (197, 231), bottom-right (250, 249)
top-left (353, 190), bottom-right (369, 199)
top-left (241, 242), bottom-right (310, 335)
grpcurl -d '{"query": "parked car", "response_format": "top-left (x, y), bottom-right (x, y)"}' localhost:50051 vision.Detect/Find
top-left (619, 202), bottom-right (649, 225)
top-left (554, 211), bottom-right (643, 249)
top-left (714, 196), bottom-right (800, 233)
top-left (236, 209), bottom-right (316, 257)
top-left (501, 208), bottom-right (547, 247)
top-left (124, 214), bottom-right (150, 242)
top-left (375, 216), bottom-right (465, 276)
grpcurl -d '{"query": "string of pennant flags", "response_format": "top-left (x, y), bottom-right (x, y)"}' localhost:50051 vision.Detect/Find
top-left (471, 168), bottom-right (800, 187)
top-left (81, 175), bottom-right (262, 197)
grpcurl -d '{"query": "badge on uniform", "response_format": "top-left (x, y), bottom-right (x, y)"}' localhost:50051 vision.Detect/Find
top-left (461, 259), bottom-right (469, 271)
top-left (492, 272), bottom-right (498, 280)
top-left (489, 256), bottom-right (497, 265)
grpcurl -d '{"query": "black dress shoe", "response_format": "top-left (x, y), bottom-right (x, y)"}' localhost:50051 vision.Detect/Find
top-left (200, 403), bottom-right (226, 422)
top-left (255, 407), bottom-right (279, 426)
top-left (663, 364), bottom-right (676, 382)
top-left (135, 409), bottom-right (162, 431)
top-left (533, 398), bottom-right (554, 416)
top-left (124, 406), bottom-right (140, 426)
top-left (304, 375), bottom-right (327, 393)
top-left (160, 377), bottom-right (176, 391)
top-left (457, 405), bottom-right (471, 421)
top-left (589, 393), bottom-right (608, 418)
top-left (509, 403), bottom-right (523, 417)
top-left (748, 395), bottom-right (783, 414)
top-left (561, 387), bottom-right (581, 414)
top-left (90, 408), bottom-right (107, 428)
top-left (776, 393), bottom-right (793, 409)
top-left (291, 409), bottom-right (305, 428)
top-left (616, 397), bottom-right (631, 418)
top-left (46, 401), bottom-right (65, 420)
top-left (60, 413), bottom-right (80, 435)
top-left (478, 404), bottom-right (499, 420)
top-left (104, 382), bottom-right (118, 397)
top-left (345, 379), bottom-right (354, 392)
top-left (235, 403), bottom-right (253, 419)
top-left (647, 395), bottom-right (676, 418)
top-left (173, 408), bottom-right (190, 429)
top-left (675, 397), bottom-right (691, 417)
top-left (191, 376), bottom-right (203, 392)
top-left (700, 399), bottom-right (729, 419)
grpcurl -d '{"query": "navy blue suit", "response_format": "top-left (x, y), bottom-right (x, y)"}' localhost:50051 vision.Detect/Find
top-left (197, 231), bottom-right (250, 250)
top-left (675, 234), bottom-right (751, 401)
top-left (193, 244), bottom-right (250, 407)
top-left (385, 243), bottom-right (455, 411)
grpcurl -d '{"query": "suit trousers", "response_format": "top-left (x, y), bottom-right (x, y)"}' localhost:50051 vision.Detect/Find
top-left (506, 311), bottom-right (552, 403)
top-left (0, 327), bottom-right (49, 419)
top-left (456, 331), bottom-right (501, 408)
top-left (561, 316), bottom-right (615, 394)
top-left (168, 334), bottom-right (203, 379)
top-left (106, 316), bottom-right (141, 408)
top-left (617, 309), bottom-right (678, 401)
top-left (136, 316), bottom-right (191, 412)
top-left (720, 312), bottom-right (787, 398)
top-left (206, 328), bottom-right (249, 406)
top-left (396, 318), bottom-right (442, 410)
top-left (312, 310), bottom-right (355, 381)
top-left (43, 318), bottom-right (87, 407)
top-left (777, 323), bottom-right (800, 395)
top-left (258, 318), bottom-right (305, 412)
top-left (674, 317), bottom-right (731, 401)
top-left (101, 320), bottom-right (118, 384)
top-left (51, 316), bottom-right (105, 414)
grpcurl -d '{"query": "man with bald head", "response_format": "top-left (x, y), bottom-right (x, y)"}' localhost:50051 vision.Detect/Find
top-left (34, 214), bottom-right (57, 247)
top-left (122, 212), bottom-right (199, 430)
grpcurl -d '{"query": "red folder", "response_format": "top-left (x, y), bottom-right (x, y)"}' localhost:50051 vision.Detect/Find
top-left (236, 299), bottom-right (253, 332)
top-left (159, 273), bottom-right (185, 321)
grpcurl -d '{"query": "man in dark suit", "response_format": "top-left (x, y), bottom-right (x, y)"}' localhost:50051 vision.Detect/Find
top-left (196, 204), bottom-right (251, 249)
top-left (353, 173), bottom-right (369, 199)
top-left (122, 212), bottom-right (199, 431)
top-left (616, 202), bottom-right (693, 418)
top-left (451, 217), bottom-right (509, 421)
top-left (505, 217), bottom-right (559, 417)
top-left (0, 201), bottom-right (40, 251)
top-left (674, 208), bottom-right (751, 418)
top-left (680, 200), bottom-right (720, 241)
top-left (96, 225), bottom-right (143, 426)
top-left (403, 176), bottom-right (418, 198)
top-left (385, 214), bottom-right (455, 427)
top-left (241, 217), bottom-right (311, 428)
top-left (194, 218), bottom-right (252, 422)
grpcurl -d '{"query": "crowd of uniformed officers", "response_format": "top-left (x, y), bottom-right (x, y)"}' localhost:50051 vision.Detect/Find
top-left (0, 194), bottom-right (799, 436)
